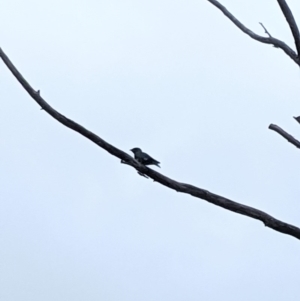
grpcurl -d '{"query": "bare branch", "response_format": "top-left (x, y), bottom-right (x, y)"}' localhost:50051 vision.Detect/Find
top-left (259, 22), bottom-right (273, 39)
top-left (277, 0), bottom-right (300, 56)
top-left (207, 0), bottom-right (300, 66)
top-left (1, 47), bottom-right (300, 240)
top-left (293, 116), bottom-right (300, 124)
top-left (269, 124), bottom-right (300, 148)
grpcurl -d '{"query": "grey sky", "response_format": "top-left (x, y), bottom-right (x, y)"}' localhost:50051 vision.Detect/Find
top-left (1, 0), bottom-right (300, 300)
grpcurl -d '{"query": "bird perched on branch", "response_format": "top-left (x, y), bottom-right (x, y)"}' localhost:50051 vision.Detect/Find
top-left (130, 147), bottom-right (161, 168)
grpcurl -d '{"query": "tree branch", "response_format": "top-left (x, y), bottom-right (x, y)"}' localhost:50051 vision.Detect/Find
top-left (259, 22), bottom-right (273, 39)
top-left (293, 116), bottom-right (300, 124)
top-left (277, 0), bottom-right (300, 56)
top-left (207, 0), bottom-right (300, 66)
top-left (1, 47), bottom-right (300, 240)
top-left (269, 123), bottom-right (300, 148)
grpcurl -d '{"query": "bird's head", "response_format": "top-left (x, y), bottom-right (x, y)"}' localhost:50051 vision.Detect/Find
top-left (130, 147), bottom-right (142, 154)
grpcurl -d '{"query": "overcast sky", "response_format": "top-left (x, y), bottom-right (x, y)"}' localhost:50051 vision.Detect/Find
top-left (1, 0), bottom-right (300, 300)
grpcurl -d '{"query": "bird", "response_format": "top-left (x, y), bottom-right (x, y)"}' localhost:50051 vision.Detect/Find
top-left (130, 147), bottom-right (161, 168)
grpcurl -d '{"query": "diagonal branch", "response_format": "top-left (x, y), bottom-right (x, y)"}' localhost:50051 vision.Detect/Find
top-left (294, 116), bottom-right (300, 123)
top-left (259, 23), bottom-right (273, 39)
top-left (294, 116), bottom-right (300, 124)
top-left (207, 0), bottom-right (300, 66)
top-left (269, 123), bottom-right (300, 148)
top-left (277, 0), bottom-right (300, 56)
top-left (1, 47), bottom-right (300, 240)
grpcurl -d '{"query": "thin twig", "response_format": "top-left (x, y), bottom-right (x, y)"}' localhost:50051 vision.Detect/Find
top-left (293, 116), bottom-right (300, 124)
top-left (269, 124), bottom-right (300, 149)
top-left (1, 47), bottom-right (300, 240)
top-left (259, 22), bottom-right (273, 38)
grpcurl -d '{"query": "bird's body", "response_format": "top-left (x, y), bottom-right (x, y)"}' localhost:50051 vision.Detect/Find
top-left (130, 147), bottom-right (161, 168)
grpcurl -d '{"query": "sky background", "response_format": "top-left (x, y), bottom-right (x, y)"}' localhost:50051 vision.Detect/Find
top-left (1, 0), bottom-right (300, 300)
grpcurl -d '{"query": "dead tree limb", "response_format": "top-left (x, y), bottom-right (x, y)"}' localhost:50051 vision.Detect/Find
top-left (207, 0), bottom-right (300, 66)
top-left (1, 47), bottom-right (299, 240)
top-left (293, 116), bottom-right (300, 124)
top-left (207, 0), bottom-right (300, 151)
top-left (269, 124), bottom-right (300, 148)
top-left (276, 0), bottom-right (300, 56)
